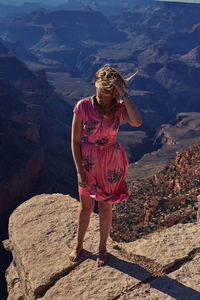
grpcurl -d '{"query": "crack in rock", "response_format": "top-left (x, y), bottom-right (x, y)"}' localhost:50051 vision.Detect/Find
top-left (35, 251), bottom-right (93, 298)
top-left (111, 275), bottom-right (159, 300)
top-left (110, 247), bottom-right (200, 300)
top-left (163, 247), bottom-right (200, 274)
top-left (118, 248), bottom-right (165, 277)
top-left (8, 244), bottom-right (200, 299)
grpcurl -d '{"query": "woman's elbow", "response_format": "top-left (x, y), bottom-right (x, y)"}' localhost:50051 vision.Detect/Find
top-left (130, 119), bottom-right (142, 127)
top-left (136, 119), bottom-right (142, 127)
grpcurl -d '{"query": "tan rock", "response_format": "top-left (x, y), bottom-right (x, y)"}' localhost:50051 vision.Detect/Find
top-left (2, 239), bottom-right (11, 251)
top-left (7, 193), bottom-right (104, 299)
top-left (118, 222), bottom-right (200, 266)
top-left (40, 249), bottom-right (149, 300)
top-left (5, 260), bottom-right (24, 300)
top-left (7, 193), bottom-right (149, 299)
top-left (4, 193), bottom-right (200, 300)
top-left (119, 254), bottom-right (200, 299)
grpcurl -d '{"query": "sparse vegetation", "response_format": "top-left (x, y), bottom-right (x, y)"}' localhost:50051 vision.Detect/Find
top-left (111, 141), bottom-right (200, 242)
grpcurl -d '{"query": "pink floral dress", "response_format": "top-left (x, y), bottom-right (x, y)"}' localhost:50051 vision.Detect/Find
top-left (73, 95), bottom-right (129, 203)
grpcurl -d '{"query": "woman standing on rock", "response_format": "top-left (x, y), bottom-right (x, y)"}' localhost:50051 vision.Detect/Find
top-left (69, 64), bottom-right (142, 267)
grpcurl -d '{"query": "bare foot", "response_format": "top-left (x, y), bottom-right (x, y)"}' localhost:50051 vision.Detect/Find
top-left (96, 250), bottom-right (107, 267)
top-left (69, 247), bottom-right (83, 262)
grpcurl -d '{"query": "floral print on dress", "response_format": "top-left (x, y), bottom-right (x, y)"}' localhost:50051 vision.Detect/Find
top-left (91, 182), bottom-right (97, 195)
top-left (112, 116), bottom-right (120, 131)
top-left (107, 168), bottom-right (124, 184)
top-left (113, 142), bottom-right (120, 155)
top-left (82, 155), bottom-right (96, 172)
top-left (82, 136), bottom-right (89, 143)
top-left (96, 137), bottom-right (109, 145)
top-left (83, 120), bottom-right (98, 136)
top-left (74, 97), bottom-right (129, 203)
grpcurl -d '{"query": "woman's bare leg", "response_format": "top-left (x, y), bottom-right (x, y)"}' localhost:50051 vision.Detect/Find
top-left (96, 201), bottom-right (112, 267)
top-left (69, 194), bottom-right (95, 262)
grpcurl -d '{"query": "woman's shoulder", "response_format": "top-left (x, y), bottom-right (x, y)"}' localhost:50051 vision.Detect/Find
top-left (73, 95), bottom-right (95, 121)
top-left (76, 95), bottom-right (94, 106)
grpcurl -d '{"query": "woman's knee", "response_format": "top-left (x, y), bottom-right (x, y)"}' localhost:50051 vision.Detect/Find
top-left (98, 201), bottom-right (112, 214)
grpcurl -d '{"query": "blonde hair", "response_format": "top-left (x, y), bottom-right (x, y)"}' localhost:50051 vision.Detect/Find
top-left (94, 64), bottom-right (137, 119)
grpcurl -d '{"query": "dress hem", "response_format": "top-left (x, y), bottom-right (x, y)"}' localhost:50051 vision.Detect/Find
top-left (78, 186), bottom-right (129, 203)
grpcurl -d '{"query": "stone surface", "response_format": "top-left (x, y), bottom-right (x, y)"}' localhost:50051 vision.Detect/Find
top-left (119, 254), bottom-right (200, 300)
top-left (5, 260), bottom-right (24, 300)
top-left (118, 222), bottom-right (200, 266)
top-left (8, 194), bottom-right (104, 299)
top-left (4, 193), bottom-right (200, 300)
top-left (40, 249), bottom-right (149, 300)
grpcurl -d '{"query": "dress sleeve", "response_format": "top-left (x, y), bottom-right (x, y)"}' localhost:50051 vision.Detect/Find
top-left (118, 102), bottom-right (126, 122)
top-left (73, 100), bottom-right (85, 122)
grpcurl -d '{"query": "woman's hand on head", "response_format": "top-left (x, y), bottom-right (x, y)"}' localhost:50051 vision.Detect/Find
top-left (78, 170), bottom-right (88, 188)
top-left (113, 81), bottom-right (126, 97)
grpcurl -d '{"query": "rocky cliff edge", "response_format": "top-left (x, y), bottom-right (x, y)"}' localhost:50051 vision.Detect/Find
top-left (2, 194), bottom-right (200, 300)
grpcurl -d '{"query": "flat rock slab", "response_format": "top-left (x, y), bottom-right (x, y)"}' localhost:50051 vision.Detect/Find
top-left (7, 194), bottom-right (149, 299)
top-left (40, 249), bottom-right (150, 300)
top-left (118, 222), bottom-right (200, 266)
top-left (6, 193), bottom-right (200, 300)
top-left (119, 254), bottom-right (200, 300)
top-left (8, 194), bottom-right (113, 299)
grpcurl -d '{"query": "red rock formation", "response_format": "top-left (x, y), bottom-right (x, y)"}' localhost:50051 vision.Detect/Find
top-left (0, 54), bottom-right (74, 223)
top-left (0, 148), bottom-right (44, 215)
top-left (111, 141), bottom-right (200, 242)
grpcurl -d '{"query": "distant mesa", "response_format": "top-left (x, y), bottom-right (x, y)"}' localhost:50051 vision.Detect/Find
top-left (0, 40), bottom-right (9, 55)
top-left (180, 45), bottom-right (200, 66)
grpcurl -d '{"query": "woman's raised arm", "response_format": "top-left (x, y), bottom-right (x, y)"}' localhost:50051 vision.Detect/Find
top-left (113, 82), bottom-right (142, 127)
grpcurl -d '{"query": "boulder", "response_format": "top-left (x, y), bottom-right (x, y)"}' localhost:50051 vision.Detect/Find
top-left (3, 193), bottom-right (200, 299)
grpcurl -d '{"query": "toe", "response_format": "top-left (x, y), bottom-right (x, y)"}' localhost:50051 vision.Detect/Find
top-left (96, 258), bottom-right (102, 267)
top-left (69, 251), bottom-right (77, 262)
top-left (96, 252), bottom-right (107, 267)
top-left (69, 248), bottom-right (83, 262)
top-left (69, 255), bottom-right (74, 262)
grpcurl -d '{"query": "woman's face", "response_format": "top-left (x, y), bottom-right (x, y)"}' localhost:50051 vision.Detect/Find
top-left (96, 88), bottom-right (113, 106)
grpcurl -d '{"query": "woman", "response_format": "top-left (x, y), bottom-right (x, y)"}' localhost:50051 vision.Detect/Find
top-left (69, 65), bottom-right (142, 267)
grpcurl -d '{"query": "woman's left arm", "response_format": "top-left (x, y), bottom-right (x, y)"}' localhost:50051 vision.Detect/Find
top-left (113, 82), bottom-right (142, 127)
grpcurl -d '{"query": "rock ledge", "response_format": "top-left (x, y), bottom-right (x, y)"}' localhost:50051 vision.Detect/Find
top-left (3, 193), bottom-right (200, 300)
